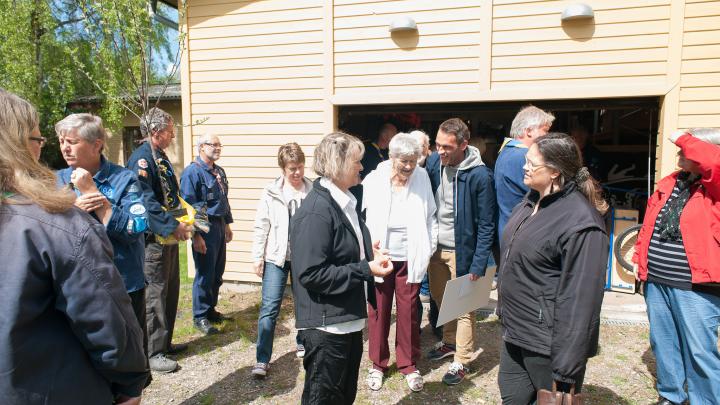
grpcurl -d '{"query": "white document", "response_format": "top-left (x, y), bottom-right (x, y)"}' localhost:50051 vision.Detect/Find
top-left (436, 266), bottom-right (497, 327)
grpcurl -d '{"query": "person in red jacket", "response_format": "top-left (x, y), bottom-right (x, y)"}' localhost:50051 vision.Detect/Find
top-left (632, 128), bottom-right (720, 405)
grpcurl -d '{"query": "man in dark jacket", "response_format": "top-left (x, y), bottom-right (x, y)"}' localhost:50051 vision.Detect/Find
top-left (180, 134), bottom-right (234, 335)
top-left (425, 118), bottom-right (497, 385)
top-left (127, 107), bottom-right (193, 373)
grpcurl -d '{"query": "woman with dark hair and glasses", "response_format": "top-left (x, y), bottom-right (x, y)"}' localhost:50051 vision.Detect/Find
top-left (250, 142), bottom-right (313, 378)
top-left (632, 128), bottom-right (720, 405)
top-left (497, 132), bottom-right (609, 404)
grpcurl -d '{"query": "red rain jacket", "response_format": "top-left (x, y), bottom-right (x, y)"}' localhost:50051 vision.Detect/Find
top-left (634, 134), bottom-right (720, 283)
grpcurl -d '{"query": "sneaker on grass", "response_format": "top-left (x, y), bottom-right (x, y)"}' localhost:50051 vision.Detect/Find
top-left (296, 344), bottom-right (306, 358)
top-left (442, 362), bottom-right (469, 385)
top-left (251, 362), bottom-right (268, 378)
top-left (427, 341), bottom-right (456, 361)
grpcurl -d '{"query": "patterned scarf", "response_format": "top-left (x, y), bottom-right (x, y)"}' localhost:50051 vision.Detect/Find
top-left (657, 171), bottom-right (701, 241)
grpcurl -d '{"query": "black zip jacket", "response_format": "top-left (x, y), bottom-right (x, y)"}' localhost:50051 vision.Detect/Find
top-left (290, 179), bottom-right (376, 329)
top-left (497, 182), bottom-right (609, 384)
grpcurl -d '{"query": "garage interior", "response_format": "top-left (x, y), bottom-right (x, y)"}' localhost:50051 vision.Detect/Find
top-left (339, 98), bottom-right (660, 217)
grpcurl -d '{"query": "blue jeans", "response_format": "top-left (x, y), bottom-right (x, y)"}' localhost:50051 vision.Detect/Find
top-left (256, 261), bottom-right (300, 364)
top-left (645, 282), bottom-right (720, 404)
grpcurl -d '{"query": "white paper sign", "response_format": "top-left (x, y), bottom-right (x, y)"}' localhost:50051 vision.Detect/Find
top-left (436, 266), bottom-right (496, 327)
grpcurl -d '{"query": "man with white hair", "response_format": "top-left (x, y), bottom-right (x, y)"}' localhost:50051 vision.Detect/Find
top-left (494, 106), bottom-right (554, 241)
top-left (180, 134), bottom-right (233, 335)
top-left (408, 130), bottom-right (431, 168)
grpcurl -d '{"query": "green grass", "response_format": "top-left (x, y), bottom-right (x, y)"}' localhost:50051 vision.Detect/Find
top-left (172, 241), bottom-right (258, 351)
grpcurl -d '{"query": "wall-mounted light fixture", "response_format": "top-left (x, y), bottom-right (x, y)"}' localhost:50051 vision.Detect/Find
top-left (389, 16), bottom-right (417, 33)
top-left (561, 3), bottom-right (594, 21)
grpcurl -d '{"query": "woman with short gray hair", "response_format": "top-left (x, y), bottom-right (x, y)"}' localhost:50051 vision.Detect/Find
top-left (362, 133), bottom-right (438, 392)
top-left (55, 113), bottom-right (151, 367)
top-left (290, 132), bottom-right (393, 404)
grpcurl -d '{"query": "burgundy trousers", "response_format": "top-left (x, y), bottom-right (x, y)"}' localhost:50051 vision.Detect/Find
top-left (367, 261), bottom-right (421, 375)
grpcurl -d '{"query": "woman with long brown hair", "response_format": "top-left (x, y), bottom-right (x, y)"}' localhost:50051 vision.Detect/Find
top-left (0, 89), bottom-right (149, 405)
top-left (496, 132), bottom-right (609, 404)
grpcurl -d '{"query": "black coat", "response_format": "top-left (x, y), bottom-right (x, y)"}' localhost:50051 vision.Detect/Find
top-left (497, 182), bottom-right (609, 384)
top-left (290, 179), bottom-right (376, 329)
top-left (0, 201), bottom-right (149, 404)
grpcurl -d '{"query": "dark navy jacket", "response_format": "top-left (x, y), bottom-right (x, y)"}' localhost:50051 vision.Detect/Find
top-left (0, 200), bottom-right (149, 404)
top-left (179, 157), bottom-right (233, 224)
top-left (426, 151), bottom-right (497, 277)
top-left (57, 156), bottom-right (148, 293)
top-left (126, 141), bottom-right (181, 237)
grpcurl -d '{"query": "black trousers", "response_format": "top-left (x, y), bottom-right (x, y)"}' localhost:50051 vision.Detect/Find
top-left (144, 242), bottom-right (180, 357)
top-left (498, 341), bottom-right (585, 405)
top-left (128, 288), bottom-right (148, 357)
top-left (299, 329), bottom-right (363, 405)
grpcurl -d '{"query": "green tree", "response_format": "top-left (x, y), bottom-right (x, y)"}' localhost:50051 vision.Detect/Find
top-left (0, 0), bottom-right (180, 168)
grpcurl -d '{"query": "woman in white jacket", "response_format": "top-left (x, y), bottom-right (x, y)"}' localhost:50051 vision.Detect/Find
top-left (362, 133), bottom-right (438, 392)
top-left (251, 143), bottom-right (313, 379)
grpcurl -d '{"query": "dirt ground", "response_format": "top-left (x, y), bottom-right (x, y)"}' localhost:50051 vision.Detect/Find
top-left (143, 286), bottom-right (660, 405)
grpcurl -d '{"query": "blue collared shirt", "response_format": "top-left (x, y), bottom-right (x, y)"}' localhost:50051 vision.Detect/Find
top-left (57, 156), bottom-right (148, 292)
top-left (180, 157), bottom-right (233, 225)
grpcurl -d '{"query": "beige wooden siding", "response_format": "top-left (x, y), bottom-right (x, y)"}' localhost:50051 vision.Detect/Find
top-left (186, 0), bottom-right (326, 282)
top-left (678, 0), bottom-right (720, 129)
top-left (491, 0), bottom-right (671, 90)
top-left (333, 0), bottom-right (484, 95)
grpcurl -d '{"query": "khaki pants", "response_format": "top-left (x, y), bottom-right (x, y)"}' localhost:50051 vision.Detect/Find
top-left (428, 249), bottom-right (475, 365)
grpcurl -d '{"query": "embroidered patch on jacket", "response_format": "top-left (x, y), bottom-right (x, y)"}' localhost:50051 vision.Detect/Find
top-left (138, 158), bottom-right (149, 169)
top-left (138, 169), bottom-right (148, 177)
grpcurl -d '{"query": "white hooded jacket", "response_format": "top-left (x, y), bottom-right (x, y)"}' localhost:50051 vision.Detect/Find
top-left (251, 176), bottom-right (313, 267)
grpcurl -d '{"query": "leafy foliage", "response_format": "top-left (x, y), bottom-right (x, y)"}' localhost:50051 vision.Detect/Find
top-left (0, 0), bottom-right (179, 168)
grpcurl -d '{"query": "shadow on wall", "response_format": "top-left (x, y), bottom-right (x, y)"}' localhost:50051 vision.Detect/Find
top-left (562, 19), bottom-right (596, 42)
top-left (391, 29), bottom-right (419, 50)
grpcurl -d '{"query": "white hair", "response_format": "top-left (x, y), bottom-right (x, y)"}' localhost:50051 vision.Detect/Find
top-left (510, 106), bottom-right (555, 139)
top-left (196, 133), bottom-right (217, 153)
top-left (389, 132), bottom-right (422, 158)
top-left (54, 113), bottom-right (106, 145)
top-left (689, 128), bottom-right (720, 145)
top-left (408, 130), bottom-right (430, 147)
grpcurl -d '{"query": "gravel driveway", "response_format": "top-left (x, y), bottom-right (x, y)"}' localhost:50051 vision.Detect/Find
top-left (143, 288), bottom-right (659, 405)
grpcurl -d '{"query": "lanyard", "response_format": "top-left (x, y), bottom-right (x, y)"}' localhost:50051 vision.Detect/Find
top-left (371, 142), bottom-right (388, 160)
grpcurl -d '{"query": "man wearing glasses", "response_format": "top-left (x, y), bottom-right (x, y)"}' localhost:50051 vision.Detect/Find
top-left (180, 134), bottom-right (233, 335)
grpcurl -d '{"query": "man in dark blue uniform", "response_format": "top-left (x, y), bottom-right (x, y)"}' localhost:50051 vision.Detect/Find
top-left (127, 107), bottom-right (193, 373)
top-left (180, 134), bottom-right (233, 335)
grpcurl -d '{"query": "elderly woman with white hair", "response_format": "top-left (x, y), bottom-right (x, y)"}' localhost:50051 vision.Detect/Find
top-left (362, 133), bottom-right (438, 392)
top-left (290, 132), bottom-right (393, 405)
top-left (55, 113), bottom-right (151, 355)
top-left (180, 133), bottom-right (233, 336)
top-left (632, 128), bottom-right (720, 405)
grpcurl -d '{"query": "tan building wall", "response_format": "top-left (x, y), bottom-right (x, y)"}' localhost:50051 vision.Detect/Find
top-left (181, 0), bottom-right (720, 283)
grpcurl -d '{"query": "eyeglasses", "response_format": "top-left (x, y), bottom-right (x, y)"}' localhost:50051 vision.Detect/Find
top-left (204, 143), bottom-right (223, 149)
top-left (29, 136), bottom-right (47, 147)
top-left (524, 156), bottom-right (546, 172)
